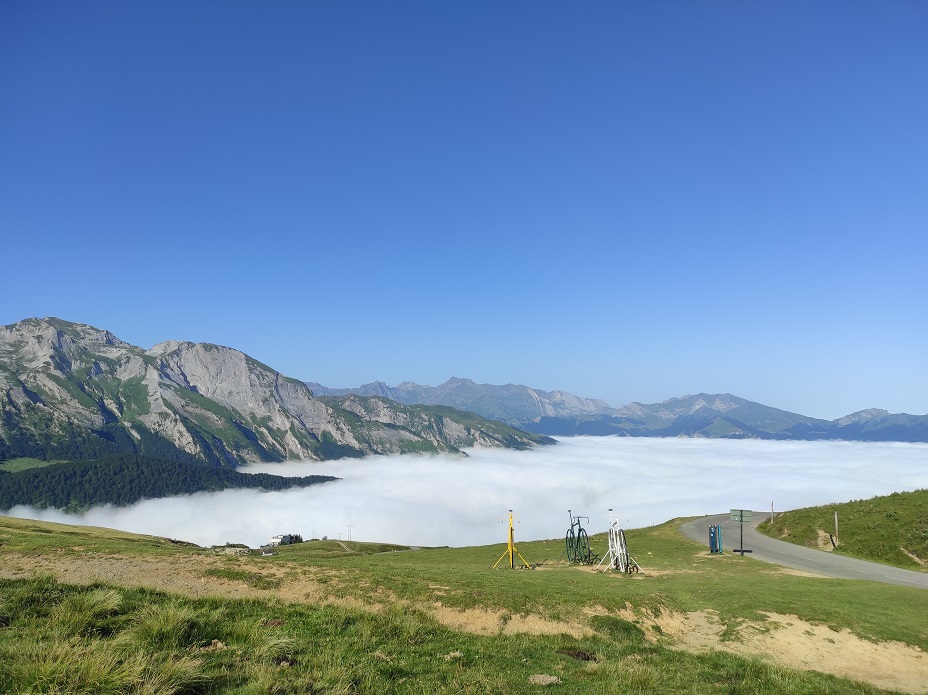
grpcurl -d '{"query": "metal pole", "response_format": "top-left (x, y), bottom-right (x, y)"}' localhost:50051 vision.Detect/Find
top-left (509, 511), bottom-right (514, 569)
top-left (740, 521), bottom-right (744, 557)
top-left (834, 511), bottom-right (838, 544)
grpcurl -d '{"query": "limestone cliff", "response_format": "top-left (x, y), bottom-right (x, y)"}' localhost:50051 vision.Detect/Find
top-left (0, 318), bottom-right (553, 465)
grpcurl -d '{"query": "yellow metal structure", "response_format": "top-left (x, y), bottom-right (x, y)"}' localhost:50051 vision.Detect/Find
top-left (492, 509), bottom-right (531, 569)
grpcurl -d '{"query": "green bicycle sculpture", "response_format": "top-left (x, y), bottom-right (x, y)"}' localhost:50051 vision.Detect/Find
top-left (565, 509), bottom-right (595, 564)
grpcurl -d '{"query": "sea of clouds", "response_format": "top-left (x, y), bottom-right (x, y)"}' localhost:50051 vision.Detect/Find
top-left (7, 437), bottom-right (927, 549)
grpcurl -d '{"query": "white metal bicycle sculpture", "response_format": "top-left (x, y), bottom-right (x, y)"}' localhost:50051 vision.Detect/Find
top-left (597, 509), bottom-right (641, 573)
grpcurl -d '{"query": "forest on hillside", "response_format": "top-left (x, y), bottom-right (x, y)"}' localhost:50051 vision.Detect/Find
top-left (0, 455), bottom-right (337, 511)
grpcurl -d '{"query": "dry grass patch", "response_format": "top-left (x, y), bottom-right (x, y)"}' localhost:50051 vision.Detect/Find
top-left (768, 567), bottom-right (830, 579)
top-left (0, 550), bottom-right (390, 613)
top-left (429, 603), bottom-right (593, 638)
top-left (618, 603), bottom-right (928, 694)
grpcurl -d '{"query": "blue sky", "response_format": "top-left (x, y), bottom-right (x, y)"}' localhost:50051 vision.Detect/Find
top-left (1, 2), bottom-right (925, 420)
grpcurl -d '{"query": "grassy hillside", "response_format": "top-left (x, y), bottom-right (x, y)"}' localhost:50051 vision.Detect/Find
top-left (2, 516), bottom-right (927, 693)
top-left (758, 489), bottom-right (928, 571)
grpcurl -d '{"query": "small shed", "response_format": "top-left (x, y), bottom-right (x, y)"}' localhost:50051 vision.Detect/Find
top-left (268, 533), bottom-right (303, 546)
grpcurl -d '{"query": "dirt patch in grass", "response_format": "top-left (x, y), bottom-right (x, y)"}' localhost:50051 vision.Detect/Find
top-left (429, 583), bottom-right (449, 596)
top-left (815, 529), bottom-right (836, 551)
top-left (740, 613), bottom-right (928, 695)
top-left (628, 567), bottom-right (680, 577)
top-left (625, 606), bottom-right (928, 694)
top-left (767, 567), bottom-right (830, 579)
top-left (429, 603), bottom-right (593, 638)
top-left (2, 551), bottom-right (263, 599)
top-left (0, 550), bottom-right (373, 611)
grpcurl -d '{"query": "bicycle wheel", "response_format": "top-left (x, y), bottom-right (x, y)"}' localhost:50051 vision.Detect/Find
top-left (565, 528), bottom-right (576, 563)
top-left (609, 526), bottom-right (620, 569)
top-left (578, 528), bottom-right (590, 564)
top-left (618, 529), bottom-right (630, 572)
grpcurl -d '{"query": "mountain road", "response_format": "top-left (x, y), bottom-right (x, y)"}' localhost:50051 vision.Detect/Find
top-left (679, 513), bottom-right (928, 590)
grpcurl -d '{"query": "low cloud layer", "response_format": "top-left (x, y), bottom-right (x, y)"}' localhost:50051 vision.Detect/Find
top-left (8, 438), bottom-right (927, 550)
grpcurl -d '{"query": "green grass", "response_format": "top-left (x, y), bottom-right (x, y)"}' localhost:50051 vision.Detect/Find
top-left (2, 514), bottom-right (927, 693)
top-left (273, 539), bottom-right (414, 559)
top-left (0, 575), bottom-right (890, 694)
top-left (118, 375), bottom-right (152, 417)
top-left (203, 567), bottom-right (283, 590)
top-left (0, 515), bottom-right (202, 557)
top-left (0, 457), bottom-right (64, 472)
top-left (272, 521), bottom-right (928, 652)
top-left (758, 489), bottom-right (928, 571)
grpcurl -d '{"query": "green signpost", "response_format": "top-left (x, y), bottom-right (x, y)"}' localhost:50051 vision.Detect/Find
top-left (730, 509), bottom-right (753, 556)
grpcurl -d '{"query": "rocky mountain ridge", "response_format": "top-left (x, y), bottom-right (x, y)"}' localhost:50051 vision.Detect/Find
top-left (0, 318), bottom-right (552, 466)
top-left (307, 376), bottom-right (614, 425)
top-left (528, 393), bottom-right (928, 441)
top-left (309, 380), bottom-right (928, 442)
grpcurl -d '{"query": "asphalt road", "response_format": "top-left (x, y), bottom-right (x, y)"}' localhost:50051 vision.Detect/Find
top-left (680, 513), bottom-right (928, 590)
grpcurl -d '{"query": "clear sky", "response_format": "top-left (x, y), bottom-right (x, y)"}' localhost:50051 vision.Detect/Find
top-left (1, 2), bottom-right (925, 420)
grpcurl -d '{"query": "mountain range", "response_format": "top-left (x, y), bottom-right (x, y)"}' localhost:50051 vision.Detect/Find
top-left (308, 379), bottom-right (928, 442)
top-left (3, 315), bottom-right (924, 478)
top-left (0, 318), bottom-right (552, 467)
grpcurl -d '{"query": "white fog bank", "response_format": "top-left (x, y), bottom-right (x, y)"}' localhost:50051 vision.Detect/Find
top-left (7, 438), bottom-right (927, 549)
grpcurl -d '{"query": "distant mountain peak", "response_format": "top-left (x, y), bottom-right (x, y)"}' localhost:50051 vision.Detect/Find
top-left (5, 316), bottom-right (131, 350)
top-left (642, 393), bottom-right (745, 420)
top-left (307, 377), bottom-right (615, 426)
top-left (147, 339), bottom-right (195, 357)
top-left (835, 409), bottom-right (890, 426)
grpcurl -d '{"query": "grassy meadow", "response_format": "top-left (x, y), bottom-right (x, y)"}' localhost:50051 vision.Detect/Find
top-left (1, 514), bottom-right (926, 693)
top-left (0, 456), bottom-right (62, 473)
